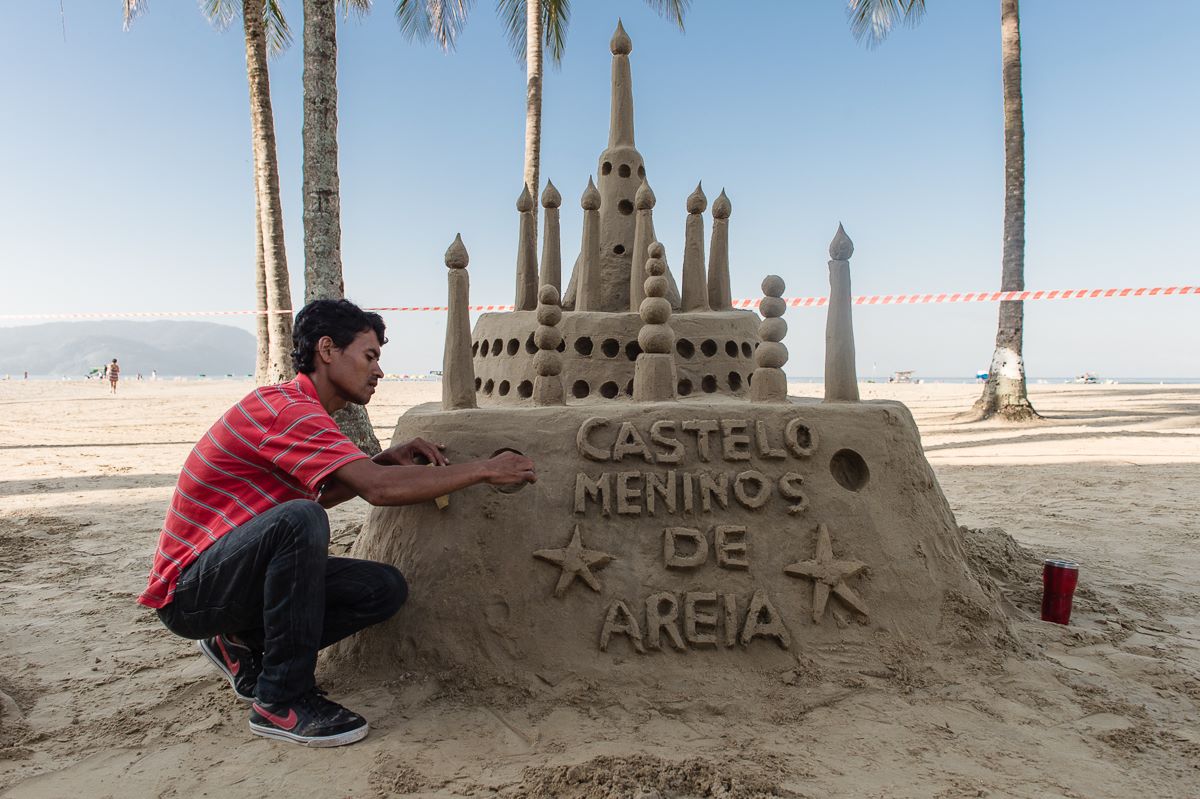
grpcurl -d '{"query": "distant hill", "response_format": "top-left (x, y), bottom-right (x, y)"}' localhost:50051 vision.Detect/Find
top-left (0, 320), bottom-right (256, 377)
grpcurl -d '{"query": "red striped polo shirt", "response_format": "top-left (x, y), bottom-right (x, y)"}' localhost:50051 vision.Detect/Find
top-left (137, 373), bottom-right (369, 608)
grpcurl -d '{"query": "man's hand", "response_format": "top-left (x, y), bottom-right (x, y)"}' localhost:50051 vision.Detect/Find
top-left (485, 451), bottom-right (536, 486)
top-left (378, 437), bottom-right (448, 467)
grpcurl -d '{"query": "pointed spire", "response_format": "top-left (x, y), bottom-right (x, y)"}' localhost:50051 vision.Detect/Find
top-left (707, 189), bottom-right (732, 310)
top-left (825, 223), bottom-right (859, 402)
top-left (610, 19), bottom-right (632, 55)
top-left (681, 181), bottom-right (709, 312)
top-left (629, 178), bottom-right (656, 310)
top-left (608, 20), bottom-right (635, 148)
top-left (516, 184), bottom-right (534, 213)
top-left (635, 178), bottom-right (656, 210)
top-left (445, 233), bottom-right (468, 270)
top-left (539, 180), bottom-right (563, 293)
top-left (442, 234), bottom-right (476, 411)
top-left (582, 176), bottom-right (601, 210)
top-left (712, 189), bottom-right (731, 219)
top-left (514, 184), bottom-right (538, 310)
top-left (576, 177), bottom-right (602, 310)
top-left (829, 222), bottom-right (854, 260)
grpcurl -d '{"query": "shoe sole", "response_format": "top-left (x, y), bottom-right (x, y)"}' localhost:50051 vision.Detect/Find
top-left (248, 720), bottom-right (369, 748)
top-left (196, 639), bottom-right (255, 702)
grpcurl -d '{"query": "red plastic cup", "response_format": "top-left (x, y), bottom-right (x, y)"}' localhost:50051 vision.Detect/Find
top-left (1041, 559), bottom-right (1079, 625)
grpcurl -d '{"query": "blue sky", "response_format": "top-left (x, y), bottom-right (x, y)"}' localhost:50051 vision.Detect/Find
top-left (1, 1), bottom-right (1197, 377)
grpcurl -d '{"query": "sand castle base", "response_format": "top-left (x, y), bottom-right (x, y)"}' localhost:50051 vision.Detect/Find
top-left (346, 398), bottom-right (1005, 690)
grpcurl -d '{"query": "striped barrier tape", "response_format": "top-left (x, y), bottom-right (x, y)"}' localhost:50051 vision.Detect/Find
top-left (0, 285), bottom-right (1193, 320)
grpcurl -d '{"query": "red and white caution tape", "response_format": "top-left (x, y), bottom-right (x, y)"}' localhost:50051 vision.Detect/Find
top-left (0, 285), bottom-right (1193, 320)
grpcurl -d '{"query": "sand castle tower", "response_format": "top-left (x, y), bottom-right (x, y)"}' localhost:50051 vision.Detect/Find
top-left (345, 22), bottom-right (1003, 695)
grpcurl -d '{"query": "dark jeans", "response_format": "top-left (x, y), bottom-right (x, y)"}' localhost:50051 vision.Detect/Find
top-left (157, 499), bottom-right (406, 704)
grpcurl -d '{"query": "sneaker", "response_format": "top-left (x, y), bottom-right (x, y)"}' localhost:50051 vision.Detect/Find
top-left (248, 688), bottom-right (369, 748)
top-left (197, 635), bottom-right (260, 702)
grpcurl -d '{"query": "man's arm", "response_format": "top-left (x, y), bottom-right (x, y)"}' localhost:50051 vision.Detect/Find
top-left (318, 436), bottom-right (450, 508)
top-left (320, 450), bottom-right (535, 508)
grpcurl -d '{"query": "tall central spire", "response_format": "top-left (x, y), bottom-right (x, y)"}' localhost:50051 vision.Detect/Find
top-left (565, 20), bottom-right (679, 312)
top-left (608, 20), bottom-right (635, 148)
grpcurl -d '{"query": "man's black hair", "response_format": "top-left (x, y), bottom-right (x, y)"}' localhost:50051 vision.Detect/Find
top-left (291, 299), bottom-right (387, 374)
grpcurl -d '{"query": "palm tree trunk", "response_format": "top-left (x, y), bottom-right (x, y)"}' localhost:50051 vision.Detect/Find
top-left (302, 0), bottom-right (380, 454)
top-left (973, 0), bottom-right (1038, 421)
top-left (523, 0), bottom-right (543, 239)
top-left (244, 1), bottom-right (295, 385)
top-left (253, 207), bottom-right (270, 384)
top-left (302, 0), bottom-right (344, 304)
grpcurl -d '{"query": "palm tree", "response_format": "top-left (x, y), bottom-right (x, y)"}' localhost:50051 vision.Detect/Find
top-left (302, 0), bottom-right (381, 454)
top-left (397, 0), bottom-right (689, 236)
top-left (849, 0), bottom-right (1039, 421)
top-left (124, 0), bottom-right (297, 386)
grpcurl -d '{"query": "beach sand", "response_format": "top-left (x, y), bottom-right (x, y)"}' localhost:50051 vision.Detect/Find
top-left (1, 380), bottom-right (1197, 798)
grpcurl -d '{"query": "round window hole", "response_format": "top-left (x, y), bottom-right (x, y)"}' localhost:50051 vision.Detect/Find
top-left (600, 381), bottom-right (619, 399)
top-left (830, 449), bottom-right (870, 492)
top-left (506, 339), bottom-right (519, 356)
top-left (741, 341), bottom-right (753, 358)
top-left (624, 341), bottom-right (642, 361)
top-left (474, 377), bottom-right (482, 391)
top-left (601, 338), bottom-right (620, 358)
top-left (613, 244), bottom-right (626, 255)
top-left (700, 339), bottom-right (717, 357)
top-left (556, 340), bottom-right (566, 353)
top-left (517, 380), bottom-right (532, 399)
top-left (625, 379), bottom-right (634, 395)
top-left (677, 378), bottom-right (693, 396)
top-left (617, 199), bottom-right (634, 216)
top-left (725, 340), bottom-right (739, 358)
top-left (601, 161), bottom-right (613, 175)
top-left (618, 164), bottom-right (631, 178)
top-left (480, 340), bottom-right (490, 357)
top-left (574, 337), bottom-right (594, 356)
top-left (525, 333), bottom-right (537, 354)
top-left (497, 380), bottom-right (511, 396)
top-left (637, 165), bottom-right (646, 179)
top-left (728, 372), bottom-right (743, 391)
top-left (572, 380), bottom-right (590, 399)
top-left (492, 338), bottom-right (502, 355)
top-left (676, 339), bottom-right (695, 358)
top-left (701, 375), bottom-right (717, 393)
top-left (472, 341), bottom-right (480, 356)
top-left (483, 379), bottom-right (495, 395)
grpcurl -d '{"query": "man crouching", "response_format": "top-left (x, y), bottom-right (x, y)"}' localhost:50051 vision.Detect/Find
top-left (137, 299), bottom-right (535, 747)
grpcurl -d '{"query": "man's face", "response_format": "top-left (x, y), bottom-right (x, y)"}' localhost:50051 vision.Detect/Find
top-left (323, 329), bottom-right (384, 406)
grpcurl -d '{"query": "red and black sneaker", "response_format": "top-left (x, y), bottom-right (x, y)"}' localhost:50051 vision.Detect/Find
top-left (197, 635), bottom-right (260, 702)
top-left (249, 688), bottom-right (369, 747)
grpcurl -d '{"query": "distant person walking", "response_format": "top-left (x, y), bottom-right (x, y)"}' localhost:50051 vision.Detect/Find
top-left (108, 358), bottom-right (120, 394)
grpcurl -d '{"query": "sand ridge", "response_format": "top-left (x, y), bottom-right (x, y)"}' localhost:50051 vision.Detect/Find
top-left (0, 380), bottom-right (1198, 797)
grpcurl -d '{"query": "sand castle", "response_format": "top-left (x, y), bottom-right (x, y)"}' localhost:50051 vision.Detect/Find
top-left (347, 22), bottom-right (1002, 691)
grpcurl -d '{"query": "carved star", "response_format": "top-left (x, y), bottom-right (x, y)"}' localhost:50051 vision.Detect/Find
top-left (533, 525), bottom-right (615, 598)
top-left (784, 523), bottom-right (870, 623)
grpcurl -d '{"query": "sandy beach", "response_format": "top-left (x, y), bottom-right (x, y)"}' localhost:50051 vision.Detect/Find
top-left (1, 379), bottom-right (1197, 798)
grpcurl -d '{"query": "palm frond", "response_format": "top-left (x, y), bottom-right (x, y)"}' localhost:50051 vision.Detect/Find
top-left (846, 0), bottom-right (925, 48)
top-left (340, 0), bottom-right (373, 20)
top-left (122, 0), bottom-right (148, 31)
top-left (264, 0), bottom-right (293, 54)
top-left (496, 0), bottom-right (570, 65)
top-left (395, 0), bottom-right (475, 51)
top-left (640, 0), bottom-right (689, 30)
top-left (198, 0), bottom-right (236, 32)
